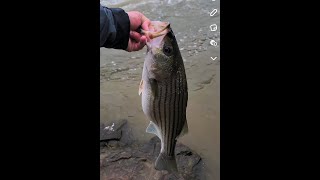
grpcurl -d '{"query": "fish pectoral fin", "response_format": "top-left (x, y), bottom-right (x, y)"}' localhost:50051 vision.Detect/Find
top-left (139, 79), bottom-right (143, 96)
top-left (146, 121), bottom-right (161, 138)
top-left (177, 120), bottom-right (189, 139)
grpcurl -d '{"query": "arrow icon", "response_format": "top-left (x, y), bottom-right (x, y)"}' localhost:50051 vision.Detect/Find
top-left (211, 57), bottom-right (217, 61)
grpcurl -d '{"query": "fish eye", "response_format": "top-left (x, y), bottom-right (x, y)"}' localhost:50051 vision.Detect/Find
top-left (163, 45), bottom-right (173, 56)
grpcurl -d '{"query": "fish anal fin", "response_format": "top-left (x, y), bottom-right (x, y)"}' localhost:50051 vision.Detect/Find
top-left (146, 121), bottom-right (161, 139)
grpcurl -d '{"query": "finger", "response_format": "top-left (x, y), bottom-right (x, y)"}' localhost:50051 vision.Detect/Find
top-left (131, 36), bottom-right (147, 51)
top-left (140, 36), bottom-right (147, 45)
top-left (142, 16), bottom-right (154, 32)
top-left (149, 24), bottom-right (154, 32)
top-left (142, 34), bottom-right (150, 42)
top-left (126, 40), bottom-right (134, 52)
top-left (141, 18), bottom-right (151, 31)
top-left (127, 11), bottom-right (141, 30)
top-left (130, 31), bottom-right (142, 42)
top-left (131, 30), bottom-right (150, 42)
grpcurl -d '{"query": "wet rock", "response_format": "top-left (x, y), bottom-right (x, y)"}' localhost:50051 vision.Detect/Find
top-left (100, 136), bottom-right (205, 180)
top-left (100, 141), bottom-right (107, 147)
top-left (119, 120), bottom-right (135, 146)
top-left (107, 140), bottom-right (120, 148)
top-left (100, 119), bottom-right (127, 141)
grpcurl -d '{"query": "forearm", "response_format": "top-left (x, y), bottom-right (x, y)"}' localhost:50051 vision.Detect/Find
top-left (100, 5), bottom-right (130, 50)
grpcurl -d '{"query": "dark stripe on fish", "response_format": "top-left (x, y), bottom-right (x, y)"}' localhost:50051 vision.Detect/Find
top-left (178, 72), bottom-right (184, 134)
top-left (162, 83), bottom-right (168, 143)
top-left (152, 79), bottom-right (158, 126)
top-left (182, 73), bottom-right (187, 132)
top-left (172, 74), bottom-right (180, 156)
top-left (158, 85), bottom-right (162, 135)
top-left (163, 81), bottom-right (168, 152)
top-left (166, 77), bottom-right (172, 155)
top-left (168, 76), bottom-right (176, 156)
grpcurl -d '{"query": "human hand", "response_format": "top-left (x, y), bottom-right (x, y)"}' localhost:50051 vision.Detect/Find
top-left (126, 11), bottom-right (151, 52)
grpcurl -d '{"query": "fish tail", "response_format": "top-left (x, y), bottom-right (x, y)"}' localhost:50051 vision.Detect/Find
top-left (155, 152), bottom-right (178, 172)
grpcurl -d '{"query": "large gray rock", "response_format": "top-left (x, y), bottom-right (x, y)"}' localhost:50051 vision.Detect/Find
top-left (100, 119), bottom-right (204, 179)
top-left (100, 136), bottom-right (205, 180)
top-left (100, 119), bottom-right (127, 141)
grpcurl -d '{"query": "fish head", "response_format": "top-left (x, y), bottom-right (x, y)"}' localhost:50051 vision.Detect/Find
top-left (143, 21), bottom-right (181, 81)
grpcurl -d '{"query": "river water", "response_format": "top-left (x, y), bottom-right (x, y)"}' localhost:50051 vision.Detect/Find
top-left (100, 0), bottom-right (220, 179)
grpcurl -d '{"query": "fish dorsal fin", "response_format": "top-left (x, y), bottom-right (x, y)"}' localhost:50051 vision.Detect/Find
top-left (177, 120), bottom-right (188, 139)
top-left (139, 79), bottom-right (143, 96)
top-left (146, 121), bottom-right (161, 139)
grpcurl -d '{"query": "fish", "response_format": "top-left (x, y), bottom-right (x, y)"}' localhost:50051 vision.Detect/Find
top-left (139, 21), bottom-right (188, 173)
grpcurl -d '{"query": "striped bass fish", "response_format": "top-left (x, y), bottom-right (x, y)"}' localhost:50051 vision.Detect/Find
top-left (139, 21), bottom-right (188, 172)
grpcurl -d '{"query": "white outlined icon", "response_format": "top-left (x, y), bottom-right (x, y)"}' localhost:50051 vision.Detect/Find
top-left (211, 57), bottom-right (217, 61)
top-left (210, 9), bottom-right (218, 16)
top-left (210, 24), bottom-right (217, 31)
top-left (210, 39), bottom-right (217, 46)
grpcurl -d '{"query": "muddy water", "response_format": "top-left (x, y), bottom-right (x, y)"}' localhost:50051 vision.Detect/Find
top-left (100, 0), bottom-right (220, 179)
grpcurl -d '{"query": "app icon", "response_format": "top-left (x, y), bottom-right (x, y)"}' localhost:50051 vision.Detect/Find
top-left (210, 24), bottom-right (217, 31)
top-left (210, 39), bottom-right (217, 46)
top-left (211, 57), bottom-right (217, 61)
top-left (210, 9), bottom-right (218, 16)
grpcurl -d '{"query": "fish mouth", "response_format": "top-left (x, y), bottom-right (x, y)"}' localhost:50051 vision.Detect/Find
top-left (143, 21), bottom-right (171, 50)
top-left (141, 22), bottom-right (170, 40)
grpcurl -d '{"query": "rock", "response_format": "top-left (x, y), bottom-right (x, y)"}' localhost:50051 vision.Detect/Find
top-left (99, 121), bottom-right (204, 179)
top-left (100, 136), bottom-right (204, 180)
top-left (100, 142), bottom-right (107, 148)
top-left (100, 119), bottom-right (127, 141)
top-left (119, 121), bottom-right (135, 146)
top-left (107, 140), bottom-right (120, 148)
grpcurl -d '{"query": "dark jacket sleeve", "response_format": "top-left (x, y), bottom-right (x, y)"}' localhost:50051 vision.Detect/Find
top-left (100, 4), bottom-right (130, 50)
